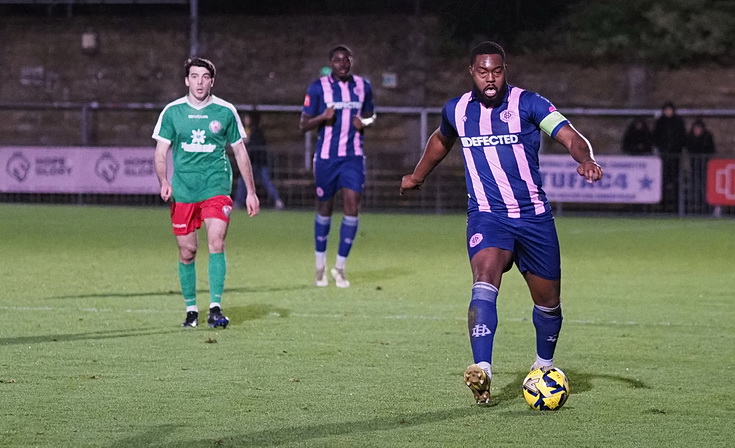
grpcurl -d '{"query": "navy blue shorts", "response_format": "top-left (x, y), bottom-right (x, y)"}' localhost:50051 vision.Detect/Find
top-left (466, 211), bottom-right (561, 280)
top-left (313, 156), bottom-right (366, 201)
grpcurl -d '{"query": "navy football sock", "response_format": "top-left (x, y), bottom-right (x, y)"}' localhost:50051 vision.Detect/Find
top-left (532, 304), bottom-right (563, 362)
top-left (314, 214), bottom-right (331, 253)
top-left (337, 215), bottom-right (359, 258)
top-left (468, 282), bottom-right (498, 365)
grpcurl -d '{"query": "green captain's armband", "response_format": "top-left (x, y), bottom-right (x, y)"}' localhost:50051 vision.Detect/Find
top-left (539, 111), bottom-right (567, 137)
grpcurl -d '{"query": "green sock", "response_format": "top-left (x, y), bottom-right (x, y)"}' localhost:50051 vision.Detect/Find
top-left (178, 261), bottom-right (196, 308)
top-left (208, 252), bottom-right (226, 306)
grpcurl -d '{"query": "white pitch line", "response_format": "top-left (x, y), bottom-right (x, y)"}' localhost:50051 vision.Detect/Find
top-left (3, 305), bottom-right (731, 329)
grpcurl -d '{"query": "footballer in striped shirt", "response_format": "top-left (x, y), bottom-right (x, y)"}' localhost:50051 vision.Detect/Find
top-left (400, 41), bottom-right (602, 405)
top-left (300, 46), bottom-right (376, 288)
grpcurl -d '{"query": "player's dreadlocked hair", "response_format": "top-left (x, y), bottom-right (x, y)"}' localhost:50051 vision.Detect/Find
top-left (329, 45), bottom-right (353, 60)
top-left (470, 42), bottom-right (506, 65)
top-left (184, 57), bottom-right (216, 78)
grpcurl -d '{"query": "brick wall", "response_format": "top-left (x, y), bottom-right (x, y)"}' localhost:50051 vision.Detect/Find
top-left (2, 14), bottom-right (735, 153)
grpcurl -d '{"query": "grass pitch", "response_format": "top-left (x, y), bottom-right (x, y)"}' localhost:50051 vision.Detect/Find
top-left (0, 204), bottom-right (733, 447)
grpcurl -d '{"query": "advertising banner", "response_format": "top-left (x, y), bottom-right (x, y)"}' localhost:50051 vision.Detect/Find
top-left (539, 155), bottom-right (662, 204)
top-left (0, 146), bottom-right (167, 194)
top-left (706, 159), bottom-right (735, 206)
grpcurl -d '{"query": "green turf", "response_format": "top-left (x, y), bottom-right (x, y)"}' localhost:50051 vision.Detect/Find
top-left (0, 204), bottom-right (733, 447)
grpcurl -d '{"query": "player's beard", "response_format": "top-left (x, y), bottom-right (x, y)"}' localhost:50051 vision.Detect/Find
top-left (473, 83), bottom-right (506, 108)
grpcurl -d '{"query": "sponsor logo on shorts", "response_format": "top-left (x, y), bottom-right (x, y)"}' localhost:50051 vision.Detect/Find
top-left (222, 205), bottom-right (232, 217)
top-left (469, 233), bottom-right (483, 248)
top-left (172, 223), bottom-right (187, 229)
top-left (316, 187), bottom-right (324, 197)
top-left (209, 120), bottom-right (222, 134)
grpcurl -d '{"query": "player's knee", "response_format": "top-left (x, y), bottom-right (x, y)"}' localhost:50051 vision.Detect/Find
top-left (533, 295), bottom-right (560, 308)
top-left (208, 240), bottom-right (225, 253)
top-left (179, 248), bottom-right (196, 264)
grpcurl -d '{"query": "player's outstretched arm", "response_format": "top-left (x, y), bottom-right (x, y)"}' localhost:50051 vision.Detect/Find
top-left (554, 124), bottom-right (603, 183)
top-left (231, 140), bottom-right (261, 217)
top-left (400, 128), bottom-right (456, 195)
top-left (154, 140), bottom-right (172, 202)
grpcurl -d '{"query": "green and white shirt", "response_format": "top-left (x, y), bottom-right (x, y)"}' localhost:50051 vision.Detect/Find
top-left (152, 95), bottom-right (246, 203)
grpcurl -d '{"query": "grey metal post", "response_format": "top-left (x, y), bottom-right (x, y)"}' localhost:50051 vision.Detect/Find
top-left (81, 103), bottom-right (89, 146)
top-left (304, 131), bottom-right (312, 170)
top-left (189, 0), bottom-right (199, 56)
top-left (419, 109), bottom-right (428, 155)
top-left (678, 155), bottom-right (686, 217)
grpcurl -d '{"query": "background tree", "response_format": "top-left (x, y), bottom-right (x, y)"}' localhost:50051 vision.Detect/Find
top-left (517, 0), bottom-right (735, 67)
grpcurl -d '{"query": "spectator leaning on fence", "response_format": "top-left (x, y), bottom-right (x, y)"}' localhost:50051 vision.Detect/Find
top-left (686, 119), bottom-right (715, 156)
top-left (234, 111), bottom-right (285, 211)
top-left (653, 101), bottom-right (687, 211)
top-left (621, 117), bottom-right (653, 155)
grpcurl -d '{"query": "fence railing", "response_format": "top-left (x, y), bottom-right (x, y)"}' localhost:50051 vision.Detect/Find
top-left (1, 102), bottom-right (734, 216)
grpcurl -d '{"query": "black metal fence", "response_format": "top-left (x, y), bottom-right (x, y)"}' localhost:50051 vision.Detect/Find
top-left (1, 102), bottom-right (733, 217)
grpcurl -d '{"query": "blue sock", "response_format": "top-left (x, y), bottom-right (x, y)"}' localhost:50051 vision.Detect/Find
top-left (468, 282), bottom-right (498, 365)
top-left (337, 215), bottom-right (359, 258)
top-left (314, 214), bottom-right (331, 253)
top-left (533, 304), bottom-right (563, 362)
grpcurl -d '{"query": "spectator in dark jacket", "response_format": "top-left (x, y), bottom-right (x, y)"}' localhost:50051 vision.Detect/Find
top-left (653, 101), bottom-right (687, 212)
top-left (686, 118), bottom-right (716, 212)
top-left (621, 117), bottom-right (653, 155)
top-left (234, 111), bottom-right (284, 210)
top-left (686, 119), bottom-right (716, 155)
top-left (653, 101), bottom-right (687, 155)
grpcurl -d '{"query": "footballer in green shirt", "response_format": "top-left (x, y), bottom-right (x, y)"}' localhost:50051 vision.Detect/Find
top-left (153, 57), bottom-right (260, 329)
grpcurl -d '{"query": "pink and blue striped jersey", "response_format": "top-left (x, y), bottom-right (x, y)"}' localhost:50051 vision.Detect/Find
top-left (440, 85), bottom-right (569, 218)
top-left (303, 74), bottom-right (374, 160)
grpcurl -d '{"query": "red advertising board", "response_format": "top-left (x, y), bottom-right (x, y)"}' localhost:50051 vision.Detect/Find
top-left (707, 159), bottom-right (735, 206)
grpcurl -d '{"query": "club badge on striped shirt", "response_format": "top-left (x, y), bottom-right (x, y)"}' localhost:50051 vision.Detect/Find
top-left (500, 110), bottom-right (515, 123)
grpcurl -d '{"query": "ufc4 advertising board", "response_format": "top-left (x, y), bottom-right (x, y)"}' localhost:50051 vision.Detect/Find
top-left (707, 159), bottom-right (735, 206)
top-left (539, 155), bottom-right (661, 204)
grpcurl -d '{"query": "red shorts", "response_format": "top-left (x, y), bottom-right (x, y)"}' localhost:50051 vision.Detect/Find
top-left (169, 195), bottom-right (233, 235)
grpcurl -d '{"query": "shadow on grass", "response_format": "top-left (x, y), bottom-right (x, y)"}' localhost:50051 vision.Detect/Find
top-left (108, 406), bottom-right (483, 448)
top-left (498, 367), bottom-right (650, 416)
top-left (107, 424), bottom-right (182, 448)
top-left (104, 369), bottom-right (651, 447)
top-left (226, 303), bottom-right (291, 324)
top-left (49, 285), bottom-right (309, 300)
top-left (563, 368), bottom-right (650, 391)
top-left (50, 268), bottom-right (410, 301)
top-left (500, 368), bottom-right (649, 398)
top-left (0, 328), bottom-right (179, 346)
